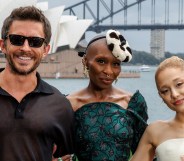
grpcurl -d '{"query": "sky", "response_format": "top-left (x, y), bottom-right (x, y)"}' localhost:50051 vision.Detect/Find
top-left (39, 0), bottom-right (184, 53)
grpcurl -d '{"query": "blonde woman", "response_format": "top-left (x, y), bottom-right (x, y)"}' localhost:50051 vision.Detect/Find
top-left (131, 56), bottom-right (184, 161)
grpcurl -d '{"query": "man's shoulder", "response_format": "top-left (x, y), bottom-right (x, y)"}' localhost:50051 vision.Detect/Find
top-left (39, 79), bottom-right (62, 94)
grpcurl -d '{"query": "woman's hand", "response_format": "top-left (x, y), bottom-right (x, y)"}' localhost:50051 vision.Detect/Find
top-left (61, 155), bottom-right (73, 161)
top-left (52, 155), bottom-right (73, 161)
top-left (52, 144), bottom-right (73, 161)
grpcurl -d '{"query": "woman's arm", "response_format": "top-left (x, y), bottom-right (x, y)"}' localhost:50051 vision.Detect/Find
top-left (130, 125), bottom-right (156, 161)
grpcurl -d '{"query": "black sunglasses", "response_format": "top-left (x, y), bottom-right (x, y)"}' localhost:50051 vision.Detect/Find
top-left (7, 34), bottom-right (45, 48)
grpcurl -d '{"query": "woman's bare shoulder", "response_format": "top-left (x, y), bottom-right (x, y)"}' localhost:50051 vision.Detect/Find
top-left (114, 87), bottom-right (132, 97)
top-left (111, 87), bottom-right (132, 108)
top-left (147, 120), bottom-right (176, 147)
top-left (67, 90), bottom-right (83, 99)
top-left (66, 89), bottom-right (88, 111)
top-left (114, 87), bottom-right (132, 101)
top-left (147, 120), bottom-right (169, 132)
top-left (146, 120), bottom-right (170, 139)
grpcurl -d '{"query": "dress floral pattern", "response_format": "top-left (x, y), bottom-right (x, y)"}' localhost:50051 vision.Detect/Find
top-left (74, 90), bottom-right (148, 161)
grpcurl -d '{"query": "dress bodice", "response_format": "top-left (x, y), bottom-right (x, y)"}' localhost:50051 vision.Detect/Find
top-left (74, 90), bottom-right (148, 161)
top-left (155, 138), bottom-right (184, 161)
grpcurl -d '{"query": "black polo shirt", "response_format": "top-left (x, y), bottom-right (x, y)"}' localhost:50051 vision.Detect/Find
top-left (0, 69), bottom-right (74, 161)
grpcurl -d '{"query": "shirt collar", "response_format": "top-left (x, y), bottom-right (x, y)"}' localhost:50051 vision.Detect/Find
top-left (0, 68), bottom-right (54, 95)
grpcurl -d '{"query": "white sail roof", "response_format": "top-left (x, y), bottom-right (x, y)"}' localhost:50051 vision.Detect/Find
top-left (43, 5), bottom-right (65, 53)
top-left (60, 19), bottom-right (93, 49)
top-left (51, 15), bottom-right (78, 53)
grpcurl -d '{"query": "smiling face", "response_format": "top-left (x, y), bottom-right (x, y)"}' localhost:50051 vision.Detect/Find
top-left (84, 38), bottom-right (121, 89)
top-left (157, 67), bottom-right (184, 111)
top-left (155, 56), bottom-right (184, 112)
top-left (0, 20), bottom-right (50, 75)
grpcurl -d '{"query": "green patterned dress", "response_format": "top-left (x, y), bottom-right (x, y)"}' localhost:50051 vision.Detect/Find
top-left (74, 90), bottom-right (148, 161)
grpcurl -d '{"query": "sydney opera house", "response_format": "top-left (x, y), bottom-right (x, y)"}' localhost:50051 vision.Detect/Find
top-left (0, 0), bottom-right (94, 78)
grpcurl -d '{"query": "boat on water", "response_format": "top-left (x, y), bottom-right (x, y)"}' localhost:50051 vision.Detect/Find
top-left (139, 65), bottom-right (151, 72)
top-left (55, 72), bottom-right (61, 79)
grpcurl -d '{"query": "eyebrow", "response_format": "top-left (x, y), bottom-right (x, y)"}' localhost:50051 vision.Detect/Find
top-left (159, 77), bottom-right (184, 89)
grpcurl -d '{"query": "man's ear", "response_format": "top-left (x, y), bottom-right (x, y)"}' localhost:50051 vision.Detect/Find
top-left (42, 44), bottom-right (50, 59)
top-left (0, 39), bottom-right (6, 53)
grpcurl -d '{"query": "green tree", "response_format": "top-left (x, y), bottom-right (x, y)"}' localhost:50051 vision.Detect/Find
top-left (129, 50), bottom-right (160, 65)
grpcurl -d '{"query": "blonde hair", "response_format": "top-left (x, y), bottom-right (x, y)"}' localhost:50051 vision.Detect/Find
top-left (155, 56), bottom-right (184, 84)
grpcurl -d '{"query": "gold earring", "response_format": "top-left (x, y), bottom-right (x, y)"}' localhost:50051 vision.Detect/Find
top-left (83, 65), bottom-right (89, 78)
top-left (115, 77), bottom-right (118, 84)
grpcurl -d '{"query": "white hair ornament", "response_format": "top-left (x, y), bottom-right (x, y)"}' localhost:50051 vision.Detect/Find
top-left (106, 29), bottom-right (132, 62)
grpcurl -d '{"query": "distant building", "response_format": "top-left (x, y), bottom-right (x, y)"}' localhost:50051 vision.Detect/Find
top-left (150, 29), bottom-right (165, 59)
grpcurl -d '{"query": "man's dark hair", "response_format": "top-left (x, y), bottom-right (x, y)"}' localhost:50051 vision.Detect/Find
top-left (1, 6), bottom-right (51, 45)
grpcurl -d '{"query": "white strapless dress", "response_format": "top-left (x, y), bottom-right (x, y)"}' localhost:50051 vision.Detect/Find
top-left (155, 138), bottom-right (184, 161)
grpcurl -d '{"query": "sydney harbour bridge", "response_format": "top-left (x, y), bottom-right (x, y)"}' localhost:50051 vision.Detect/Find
top-left (63, 0), bottom-right (184, 58)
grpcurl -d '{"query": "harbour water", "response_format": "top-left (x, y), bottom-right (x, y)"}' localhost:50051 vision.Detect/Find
top-left (44, 66), bottom-right (175, 123)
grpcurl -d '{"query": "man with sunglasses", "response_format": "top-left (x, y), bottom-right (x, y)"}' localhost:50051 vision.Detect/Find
top-left (0, 6), bottom-right (74, 161)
